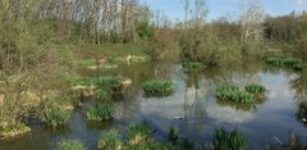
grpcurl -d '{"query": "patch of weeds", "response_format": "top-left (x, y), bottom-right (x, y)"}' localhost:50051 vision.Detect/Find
top-left (245, 84), bottom-right (267, 99)
top-left (42, 106), bottom-right (72, 130)
top-left (98, 130), bottom-right (122, 150)
top-left (127, 123), bottom-right (151, 145)
top-left (85, 104), bottom-right (113, 122)
top-left (57, 140), bottom-right (85, 150)
top-left (79, 58), bottom-right (96, 66)
top-left (143, 79), bottom-right (174, 97)
top-left (0, 123), bottom-right (31, 138)
top-left (210, 128), bottom-right (247, 150)
top-left (216, 85), bottom-right (254, 104)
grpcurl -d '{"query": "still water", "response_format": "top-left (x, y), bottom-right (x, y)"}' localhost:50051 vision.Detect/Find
top-left (1, 62), bottom-right (307, 150)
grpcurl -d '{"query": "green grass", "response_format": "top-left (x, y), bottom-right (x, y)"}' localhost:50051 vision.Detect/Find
top-left (245, 84), bottom-right (267, 95)
top-left (211, 128), bottom-right (247, 150)
top-left (79, 58), bottom-right (96, 66)
top-left (91, 75), bottom-right (122, 91)
top-left (297, 102), bottom-right (307, 123)
top-left (42, 107), bottom-right (72, 130)
top-left (143, 79), bottom-right (174, 96)
top-left (216, 85), bottom-right (254, 103)
top-left (182, 62), bottom-right (204, 70)
top-left (265, 56), bottom-right (305, 71)
top-left (96, 89), bottom-right (113, 102)
top-left (98, 130), bottom-right (122, 150)
top-left (85, 104), bottom-right (113, 122)
top-left (216, 84), bottom-right (267, 104)
top-left (127, 123), bottom-right (151, 142)
top-left (57, 140), bottom-right (85, 150)
top-left (0, 123), bottom-right (31, 138)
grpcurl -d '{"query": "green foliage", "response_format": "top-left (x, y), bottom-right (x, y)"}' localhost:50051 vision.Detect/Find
top-left (297, 102), bottom-right (307, 123)
top-left (98, 130), bottom-right (122, 150)
top-left (216, 85), bottom-right (254, 104)
top-left (85, 104), bottom-right (113, 122)
top-left (245, 84), bottom-right (267, 95)
top-left (137, 22), bottom-right (155, 40)
top-left (127, 123), bottom-right (151, 142)
top-left (96, 89), bottom-right (113, 102)
top-left (211, 128), bottom-right (247, 150)
top-left (168, 127), bottom-right (179, 145)
top-left (0, 123), bottom-right (31, 138)
top-left (265, 56), bottom-right (305, 71)
top-left (143, 79), bottom-right (174, 96)
top-left (57, 140), bottom-right (85, 150)
top-left (42, 107), bottom-right (72, 130)
top-left (92, 75), bottom-right (122, 91)
top-left (182, 62), bottom-right (204, 70)
top-left (79, 58), bottom-right (96, 66)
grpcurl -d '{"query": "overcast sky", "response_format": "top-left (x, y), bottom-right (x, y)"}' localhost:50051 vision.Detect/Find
top-left (140, 0), bottom-right (307, 21)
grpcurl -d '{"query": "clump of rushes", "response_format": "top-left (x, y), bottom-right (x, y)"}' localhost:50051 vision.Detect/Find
top-left (98, 130), bottom-right (122, 150)
top-left (57, 140), bottom-right (85, 150)
top-left (143, 79), bottom-right (174, 96)
top-left (216, 85), bottom-right (254, 103)
top-left (86, 104), bottom-right (113, 122)
top-left (245, 84), bottom-right (267, 98)
top-left (211, 128), bottom-right (247, 150)
top-left (42, 107), bottom-right (72, 130)
top-left (265, 56), bottom-right (304, 71)
top-left (182, 62), bottom-right (204, 70)
top-left (93, 75), bottom-right (122, 91)
top-left (96, 89), bottom-right (113, 102)
top-left (127, 123), bottom-right (151, 145)
top-left (297, 102), bottom-right (307, 123)
top-left (168, 126), bottom-right (179, 145)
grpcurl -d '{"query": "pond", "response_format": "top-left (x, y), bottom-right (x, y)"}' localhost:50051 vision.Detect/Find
top-left (1, 61), bottom-right (307, 150)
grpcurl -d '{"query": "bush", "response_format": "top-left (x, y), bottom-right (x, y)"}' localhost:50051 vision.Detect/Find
top-left (297, 102), bottom-right (307, 123)
top-left (86, 104), bottom-right (113, 122)
top-left (216, 85), bottom-right (254, 104)
top-left (245, 84), bottom-right (266, 95)
top-left (57, 140), bottom-right (85, 150)
top-left (42, 107), bottom-right (72, 130)
top-left (211, 128), bottom-right (247, 150)
top-left (98, 130), bottom-right (122, 150)
top-left (143, 79), bottom-right (174, 96)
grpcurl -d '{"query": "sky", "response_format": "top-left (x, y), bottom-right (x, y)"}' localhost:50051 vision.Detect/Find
top-left (140, 0), bottom-right (307, 21)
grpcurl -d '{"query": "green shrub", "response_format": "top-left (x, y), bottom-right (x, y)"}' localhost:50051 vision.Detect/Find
top-left (216, 85), bottom-right (254, 103)
top-left (58, 140), bottom-right (85, 150)
top-left (211, 128), bottom-right (247, 150)
top-left (245, 84), bottom-right (266, 95)
top-left (86, 104), bottom-right (113, 121)
top-left (42, 107), bottom-right (72, 130)
top-left (168, 127), bottom-right (179, 145)
top-left (182, 62), bottom-right (204, 70)
top-left (98, 130), bottom-right (122, 150)
top-left (297, 102), bottom-right (307, 123)
top-left (143, 79), bottom-right (174, 96)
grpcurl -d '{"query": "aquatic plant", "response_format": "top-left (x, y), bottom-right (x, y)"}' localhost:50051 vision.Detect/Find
top-left (182, 62), bottom-right (204, 70)
top-left (143, 79), bottom-right (174, 96)
top-left (96, 89), bottom-right (113, 102)
top-left (245, 84), bottom-right (266, 95)
top-left (85, 104), bottom-right (113, 122)
top-left (168, 126), bottom-right (179, 145)
top-left (92, 75), bottom-right (122, 91)
top-left (297, 102), bottom-right (307, 123)
top-left (42, 107), bottom-right (72, 130)
top-left (216, 85), bottom-right (254, 103)
top-left (265, 56), bottom-right (305, 71)
top-left (211, 128), bottom-right (247, 150)
top-left (265, 57), bottom-right (283, 65)
top-left (58, 140), bottom-right (85, 150)
top-left (127, 123), bottom-right (151, 145)
top-left (0, 123), bottom-right (31, 138)
top-left (98, 130), bottom-right (122, 150)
